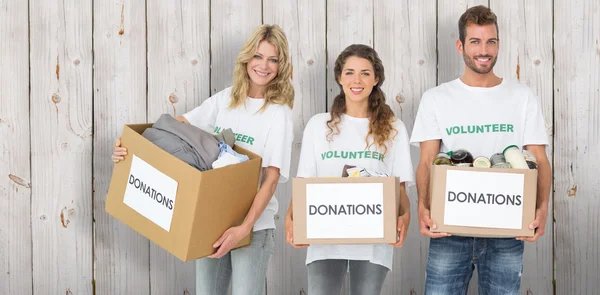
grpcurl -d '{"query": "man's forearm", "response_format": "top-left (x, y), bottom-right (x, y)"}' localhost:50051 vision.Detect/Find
top-left (416, 163), bottom-right (431, 209)
top-left (536, 159), bottom-right (551, 209)
top-left (398, 183), bottom-right (410, 216)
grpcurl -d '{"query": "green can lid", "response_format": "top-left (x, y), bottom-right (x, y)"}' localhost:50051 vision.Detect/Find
top-left (446, 151), bottom-right (453, 156)
top-left (503, 145), bottom-right (519, 154)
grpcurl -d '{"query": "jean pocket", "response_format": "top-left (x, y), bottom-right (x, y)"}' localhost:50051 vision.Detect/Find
top-left (260, 229), bottom-right (275, 254)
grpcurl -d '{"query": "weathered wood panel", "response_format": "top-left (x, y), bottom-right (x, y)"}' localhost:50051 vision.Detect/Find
top-left (29, 0), bottom-right (94, 293)
top-left (210, 0), bottom-right (262, 95)
top-left (325, 2), bottom-right (374, 293)
top-left (489, 1), bottom-right (555, 294)
top-left (146, 0), bottom-right (210, 293)
top-left (554, 0), bottom-right (600, 293)
top-left (436, 2), bottom-right (487, 294)
top-left (0, 0), bottom-right (32, 294)
top-left (93, 0), bottom-right (149, 294)
top-left (263, 0), bottom-right (327, 294)
top-left (326, 0), bottom-right (374, 110)
top-left (4, 1), bottom-right (600, 294)
top-left (437, 0), bottom-right (488, 85)
top-left (374, 1), bottom-right (437, 294)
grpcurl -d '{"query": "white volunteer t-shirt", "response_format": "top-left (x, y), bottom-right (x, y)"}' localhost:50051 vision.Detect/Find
top-left (297, 113), bottom-right (415, 270)
top-left (410, 78), bottom-right (548, 156)
top-left (183, 87), bottom-right (294, 231)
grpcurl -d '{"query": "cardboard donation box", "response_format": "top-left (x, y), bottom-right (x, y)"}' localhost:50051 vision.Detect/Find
top-left (293, 177), bottom-right (400, 244)
top-left (429, 165), bottom-right (537, 237)
top-left (106, 123), bottom-right (262, 262)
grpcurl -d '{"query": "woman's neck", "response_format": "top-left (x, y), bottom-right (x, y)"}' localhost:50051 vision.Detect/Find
top-left (248, 84), bottom-right (265, 98)
top-left (345, 100), bottom-right (369, 118)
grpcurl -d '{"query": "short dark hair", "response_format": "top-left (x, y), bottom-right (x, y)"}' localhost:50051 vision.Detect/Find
top-left (458, 5), bottom-right (499, 45)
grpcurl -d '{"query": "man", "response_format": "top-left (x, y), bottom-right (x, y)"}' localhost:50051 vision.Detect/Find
top-left (410, 5), bottom-right (551, 295)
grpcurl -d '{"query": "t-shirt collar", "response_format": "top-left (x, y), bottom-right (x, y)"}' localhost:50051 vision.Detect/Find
top-left (455, 77), bottom-right (506, 92)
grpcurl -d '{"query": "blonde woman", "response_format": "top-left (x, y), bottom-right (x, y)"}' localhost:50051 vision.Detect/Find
top-left (112, 24), bottom-right (294, 295)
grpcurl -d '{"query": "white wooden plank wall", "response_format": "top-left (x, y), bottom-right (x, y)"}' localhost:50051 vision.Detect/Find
top-left (436, 2), bottom-right (488, 293)
top-left (0, 0), bottom-right (32, 294)
top-left (490, 1), bottom-right (555, 294)
top-left (93, 0), bottom-right (149, 294)
top-left (29, 0), bottom-right (94, 294)
top-left (263, 0), bottom-right (327, 294)
top-left (437, 0), bottom-right (489, 85)
top-left (146, 0), bottom-right (210, 294)
top-left (554, 0), bottom-right (600, 294)
top-left (325, 2), bottom-right (374, 293)
top-left (326, 0), bottom-right (374, 110)
top-left (207, 2), bottom-right (261, 293)
top-left (0, 1), bottom-right (598, 294)
top-left (374, 0), bottom-right (437, 294)
top-left (211, 0), bottom-right (262, 95)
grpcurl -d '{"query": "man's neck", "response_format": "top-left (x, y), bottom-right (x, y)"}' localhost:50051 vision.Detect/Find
top-left (460, 68), bottom-right (502, 87)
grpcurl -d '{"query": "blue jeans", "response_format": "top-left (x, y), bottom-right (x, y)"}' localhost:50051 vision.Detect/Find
top-left (425, 236), bottom-right (524, 295)
top-left (195, 229), bottom-right (274, 295)
top-left (308, 259), bottom-right (389, 295)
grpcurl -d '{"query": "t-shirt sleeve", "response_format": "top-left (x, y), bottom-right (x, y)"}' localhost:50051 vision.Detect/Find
top-left (523, 90), bottom-right (549, 146)
top-left (296, 117), bottom-right (318, 178)
top-left (393, 120), bottom-right (415, 187)
top-left (409, 92), bottom-right (442, 147)
top-left (262, 106), bottom-right (294, 183)
top-left (182, 89), bottom-right (226, 133)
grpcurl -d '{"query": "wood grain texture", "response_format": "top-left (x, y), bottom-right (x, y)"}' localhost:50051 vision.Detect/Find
top-left (263, 1), bottom-right (327, 292)
top-left (489, 1), bottom-right (554, 294)
top-left (0, 0), bottom-right (32, 293)
top-left (554, 0), bottom-right (600, 293)
top-left (146, 0), bottom-right (210, 293)
top-left (210, 0), bottom-right (262, 95)
top-left (29, 0), bottom-right (94, 293)
top-left (374, 0), bottom-right (437, 293)
top-left (437, 0), bottom-right (488, 85)
top-left (93, 0), bottom-right (149, 294)
top-left (3, 1), bottom-right (599, 293)
top-left (436, 2), bottom-right (487, 294)
top-left (326, 0), bottom-right (374, 110)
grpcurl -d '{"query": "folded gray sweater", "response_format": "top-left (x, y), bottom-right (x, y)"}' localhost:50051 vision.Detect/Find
top-left (142, 114), bottom-right (220, 171)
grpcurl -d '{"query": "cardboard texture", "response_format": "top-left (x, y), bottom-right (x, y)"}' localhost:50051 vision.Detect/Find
top-left (429, 165), bottom-right (537, 237)
top-left (106, 123), bottom-right (262, 262)
top-left (293, 177), bottom-right (400, 244)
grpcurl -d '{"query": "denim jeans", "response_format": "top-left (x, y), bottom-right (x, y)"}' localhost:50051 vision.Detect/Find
top-left (195, 229), bottom-right (274, 295)
top-left (308, 259), bottom-right (389, 295)
top-left (425, 236), bottom-right (524, 295)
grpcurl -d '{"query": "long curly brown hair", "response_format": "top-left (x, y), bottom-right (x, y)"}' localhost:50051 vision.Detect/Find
top-left (327, 44), bottom-right (397, 154)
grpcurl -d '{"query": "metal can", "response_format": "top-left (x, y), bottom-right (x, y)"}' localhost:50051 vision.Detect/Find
top-left (433, 152), bottom-right (452, 166)
top-left (522, 150), bottom-right (537, 164)
top-left (492, 162), bottom-right (512, 169)
top-left (473, 156), bottom-right (492, 168)
top-left (450, 149), bottom-right (474, 165)
top-left (527, 161), bottom-right (538, 169)
top-left (503, 145), bottom-right (529, 169)
top-left (454, 163), bottom-right (473, 167)
top-left (490, 153), bottom-right (506, 166)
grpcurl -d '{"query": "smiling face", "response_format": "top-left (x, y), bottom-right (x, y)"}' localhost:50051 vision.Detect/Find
top-left (337, 56), bottom-right (379, 106)
top-left (458, 23), bottom-right (499, 75)
top-left (246, 40), bottom-right (280, 95)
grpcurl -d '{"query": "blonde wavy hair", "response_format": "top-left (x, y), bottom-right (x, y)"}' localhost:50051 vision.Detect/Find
top-left (230, 24), bottom-right (294, 110)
